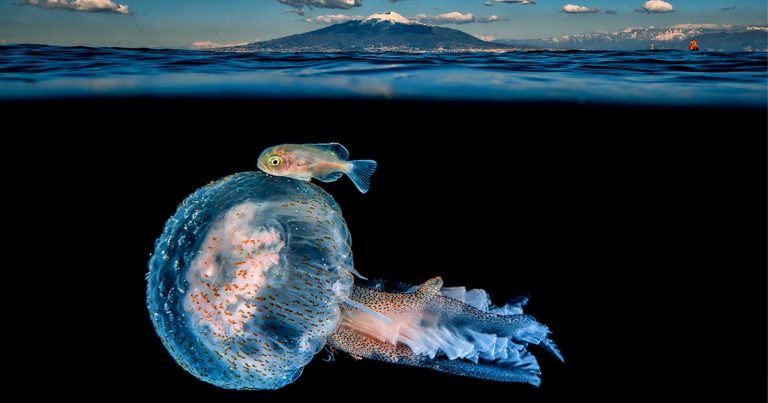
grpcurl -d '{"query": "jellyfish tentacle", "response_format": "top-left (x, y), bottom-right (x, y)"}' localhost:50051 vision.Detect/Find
top-left (330, 277), bottom-right (561, 386)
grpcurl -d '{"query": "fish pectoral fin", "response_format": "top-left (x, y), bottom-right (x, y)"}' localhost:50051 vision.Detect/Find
top-left (307, 143), bottom-right (350, 160)
top-left (315, 171), bottom-right (344, 183)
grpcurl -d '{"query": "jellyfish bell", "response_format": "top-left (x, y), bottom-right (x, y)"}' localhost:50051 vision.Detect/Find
top-left (147, 172), bottom-right (354, 389)
top-left (147, 171), bottom-right (561, 390)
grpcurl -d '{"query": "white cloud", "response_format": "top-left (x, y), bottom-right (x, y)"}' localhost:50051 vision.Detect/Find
top-left (563, 4), bottom-right (599, 13)
top-left (21, 0), bottom-right (130, 14)
top-left (278, 0), bottom-right (361, 10)
top-left (415, 11), bottom-right (475, 24)
top-left (669, 23), bottom-right (721, 29)
top-left (305, 14), bottom-right (364, 24)
top-left (639, 0), bottom-right (674, 13)
top-left (478, 15), bottom-right (506, 23)
top-left (496, 0), bottom-right (536, 4)
top-left (191, 41), bottom-right (248, 49)
top-left (563, 4), bottom-right (600, 14)
top-left (412, 12), bottom-right (505, 25)
top-left (476, 34), bottom-right (496, 41)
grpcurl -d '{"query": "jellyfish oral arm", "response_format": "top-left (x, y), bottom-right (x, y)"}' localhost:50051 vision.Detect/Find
top-left (343, 298), bottom-right (394, 326)
top-left (328, 277), bottom-right (562, 387)
top-left (329, 326), bottom-right (544, 386)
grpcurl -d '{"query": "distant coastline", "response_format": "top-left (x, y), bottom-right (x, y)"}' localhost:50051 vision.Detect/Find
top-left (202, 13), bottom-right (768, 53)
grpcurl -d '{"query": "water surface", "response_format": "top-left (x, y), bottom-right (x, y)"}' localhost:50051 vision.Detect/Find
top-left (0, 44), bottom-right (765, 105)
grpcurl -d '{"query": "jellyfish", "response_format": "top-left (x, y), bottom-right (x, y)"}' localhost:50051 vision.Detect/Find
top-left (146, 172), bottom-right (562, 390)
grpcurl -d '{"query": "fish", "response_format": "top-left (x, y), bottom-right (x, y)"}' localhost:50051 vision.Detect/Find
top-left (257, 143), bottom-right (377, 193)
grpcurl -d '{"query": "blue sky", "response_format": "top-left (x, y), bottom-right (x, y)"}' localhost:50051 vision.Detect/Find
top-left (0, 0), bottom-right (765, 48)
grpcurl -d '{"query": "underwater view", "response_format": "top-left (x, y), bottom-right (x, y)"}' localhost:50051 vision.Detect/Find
top-left (15, 1), bottom-right (765, 402)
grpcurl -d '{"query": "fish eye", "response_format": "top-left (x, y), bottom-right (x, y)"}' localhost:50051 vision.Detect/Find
top-left (268, 155), bottom-right (282, 167)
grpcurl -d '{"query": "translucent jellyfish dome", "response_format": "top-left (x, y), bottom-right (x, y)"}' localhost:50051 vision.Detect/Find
top-left (146, 172), bottom-right (354, 390)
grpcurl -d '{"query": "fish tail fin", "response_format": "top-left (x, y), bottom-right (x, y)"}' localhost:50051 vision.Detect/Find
top-left (346, 160), bottom-right (377, 194)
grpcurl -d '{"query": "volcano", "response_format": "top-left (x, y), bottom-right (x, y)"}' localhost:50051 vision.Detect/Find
top-left (236, 11), bottom-right (513, 52)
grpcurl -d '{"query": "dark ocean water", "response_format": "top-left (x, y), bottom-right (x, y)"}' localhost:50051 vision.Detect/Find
top-left (0, 44), bottom-right (766, 105)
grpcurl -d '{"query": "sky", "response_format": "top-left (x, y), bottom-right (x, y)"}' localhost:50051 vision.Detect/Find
top-left (0, 0), bottom-right (765, 48)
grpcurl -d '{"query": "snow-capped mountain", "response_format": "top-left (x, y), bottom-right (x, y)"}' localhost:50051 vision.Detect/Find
top-left (231, 11), bottom-right (514, 52)
top-left (498, 25), bottom-right (767, 51)
top-left (362, 11), bottom-right (415, 25)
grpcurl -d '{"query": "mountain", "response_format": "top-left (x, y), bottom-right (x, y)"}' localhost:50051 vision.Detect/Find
top-left (233, 11), bottom-right (514, 52)
top-left (497, 25), bottom-right (768, 51)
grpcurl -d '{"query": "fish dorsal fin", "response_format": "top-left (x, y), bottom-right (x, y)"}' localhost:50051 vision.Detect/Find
top-left (309, 143), bottom-right (349, 160)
